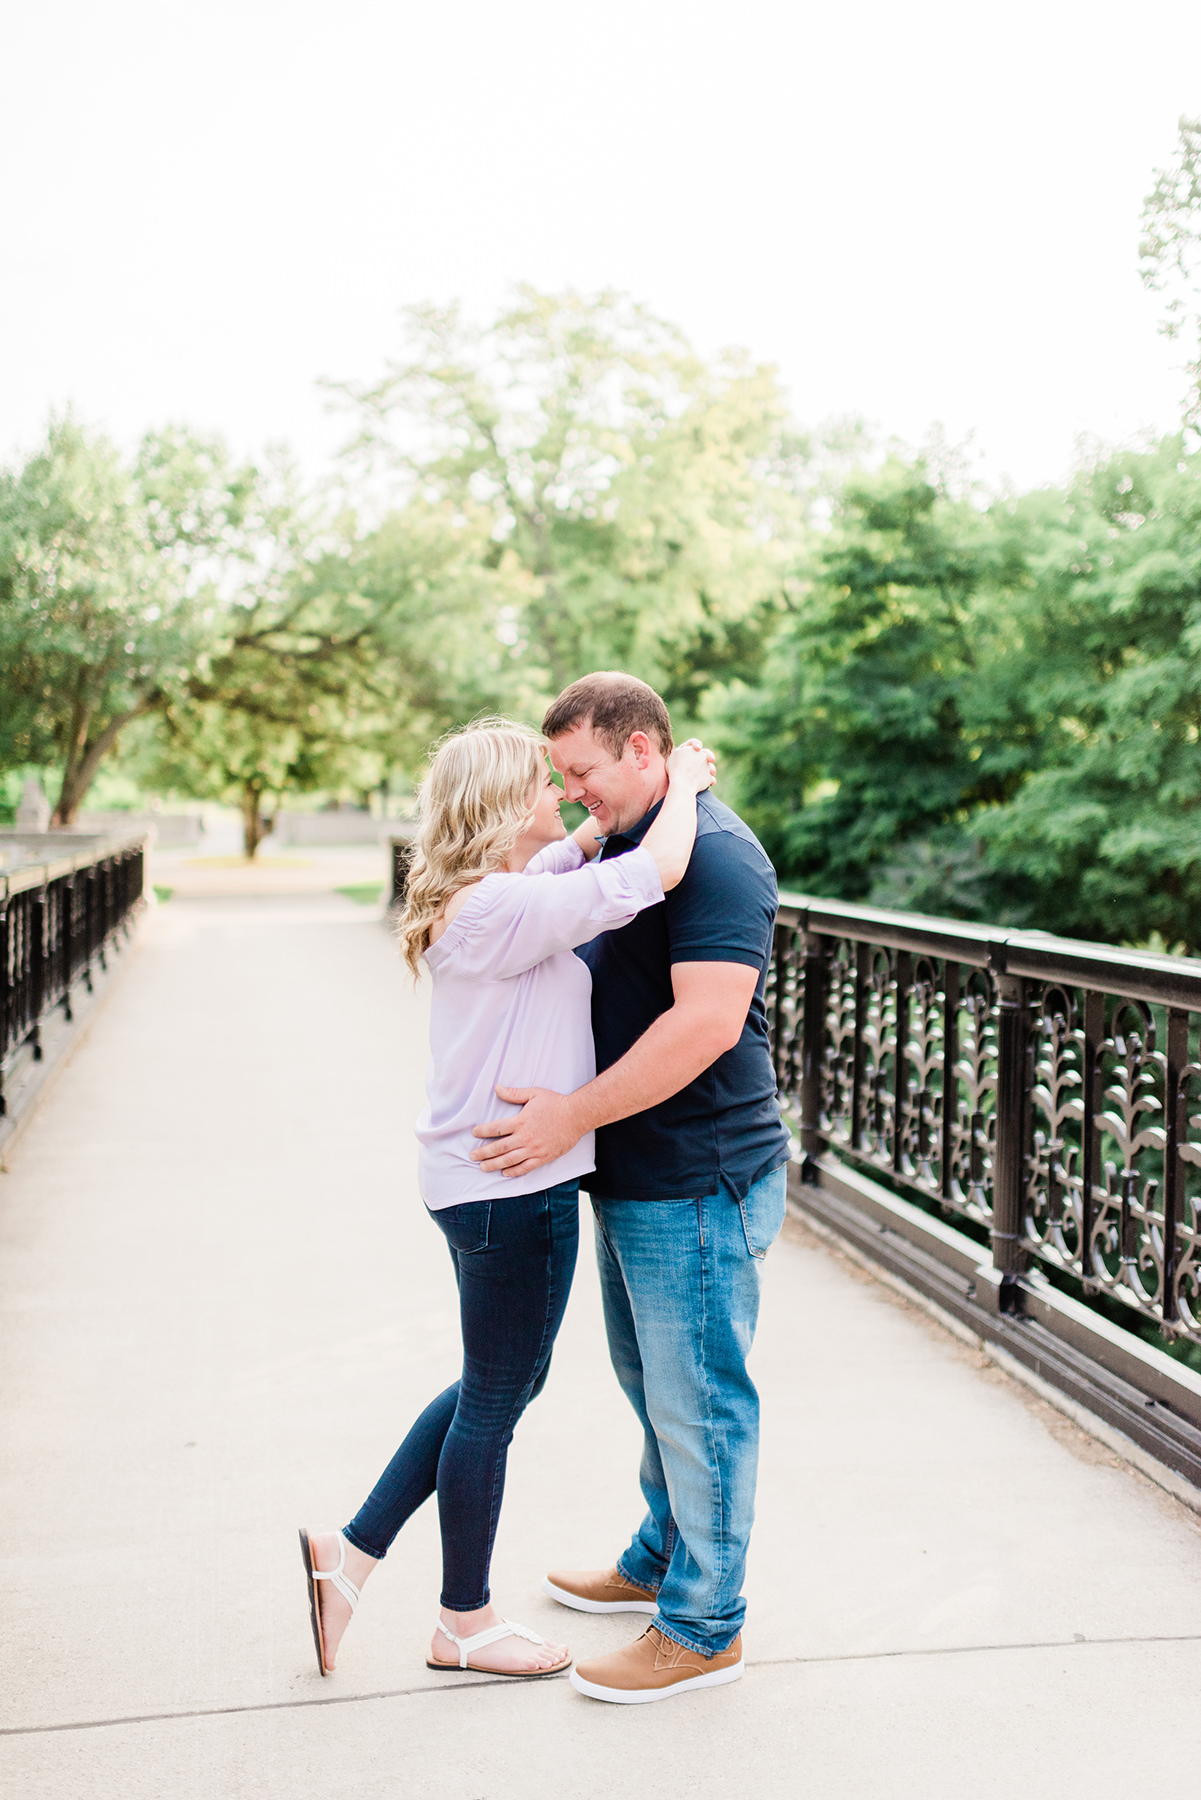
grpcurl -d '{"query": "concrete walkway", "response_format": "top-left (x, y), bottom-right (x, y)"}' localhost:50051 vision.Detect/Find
top-left (2, 885), bottom-right (1200, 1799)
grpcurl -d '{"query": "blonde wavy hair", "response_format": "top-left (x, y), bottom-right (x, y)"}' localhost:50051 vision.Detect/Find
top-left (397, 718), bottom-right (549, 976)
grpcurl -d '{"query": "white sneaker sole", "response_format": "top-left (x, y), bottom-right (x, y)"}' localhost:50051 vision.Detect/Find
top-left (570, 1658), bottom-right (743, 1704)
top-left (541, 1577), bottom-right (658, 1615)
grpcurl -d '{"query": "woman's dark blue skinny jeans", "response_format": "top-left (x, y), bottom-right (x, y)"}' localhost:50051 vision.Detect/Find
top-left (343, 1181), bottom-right (579, 1611)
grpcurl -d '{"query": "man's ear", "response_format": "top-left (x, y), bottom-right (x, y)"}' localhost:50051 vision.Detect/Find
top-left (626, 730), bottom-right (653, 770)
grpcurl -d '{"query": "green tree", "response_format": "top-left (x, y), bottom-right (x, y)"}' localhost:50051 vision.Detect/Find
top-left (709, 457), bottom-right (1044, 902)
top-left (0, 420), bottom-right (384, 858)
top-left (713, 437), bottom-right (1201, 952)
top-left (978, 439), bottom-right (1201, 949)
top-left (311, 497), bottom-right (546, 780)
top-left (0, 418), bottom-right (206, 822)
top-left (0, 418), bottom-right (301, 826)
top-left (142, 483), bottom-right (384, 857)
top-left (143, 685), bottom-right (366, 860)
top-left (333, 287), bottom-right (808, 724)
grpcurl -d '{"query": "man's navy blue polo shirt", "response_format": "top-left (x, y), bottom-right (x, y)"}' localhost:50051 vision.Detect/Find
top-left (576, 790), bottom-right (791, 1202)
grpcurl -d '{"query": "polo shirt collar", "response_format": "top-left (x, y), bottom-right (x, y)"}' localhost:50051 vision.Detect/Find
top-left (603, 796), bottom-right (664, 853)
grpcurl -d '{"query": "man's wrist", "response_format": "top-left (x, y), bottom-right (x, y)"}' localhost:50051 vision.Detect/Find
top-left (564, 1084), bottom-right (604, 1139)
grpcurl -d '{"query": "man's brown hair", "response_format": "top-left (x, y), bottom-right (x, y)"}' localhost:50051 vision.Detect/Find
top-left (542, 672), bottom-right (674, 760)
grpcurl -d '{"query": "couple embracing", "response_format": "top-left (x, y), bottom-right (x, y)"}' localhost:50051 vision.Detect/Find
top-left (301, 671), bottom-right (790, 1706)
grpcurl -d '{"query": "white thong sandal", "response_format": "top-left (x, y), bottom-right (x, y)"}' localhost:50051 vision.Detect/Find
top-left (427, 1616), bottom-right (572, 1677)
top-left (299, 1529), bottom-right (361, 1676)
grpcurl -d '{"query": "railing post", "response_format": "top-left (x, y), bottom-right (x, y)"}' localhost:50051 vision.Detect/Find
top-left (30, 888), bottom-right (47, 1061)
top-left (989, 946), bottom-right (1033, 1287)
top-left (0, 897), bottom-right (9, 1117)
top-left (69, 868), bottom-right (85, 985)
top-left (82, 863), bottom-right (96, 991)
top-left (799, 931), bottom-right (829, 1184)
top-left (98, 857), bottom-right (111, 969)
top-left (390, 838), bottom-right (415, 907)
top-left (57, 880), bottom-right (73, 1022)
top-left (129, 846), bottom-right (145, 929)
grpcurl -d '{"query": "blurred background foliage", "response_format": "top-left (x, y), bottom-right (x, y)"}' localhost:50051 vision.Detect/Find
top-left (4, 120), bottom-right (1201, 946)
top-left (709, 437), bottom-right (1201, 950)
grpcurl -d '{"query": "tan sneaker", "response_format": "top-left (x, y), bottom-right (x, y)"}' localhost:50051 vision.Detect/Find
top-left (542, 1565), bottom-right (659, 1615)
top-left (570, 1624), bottom-right (743, 1704)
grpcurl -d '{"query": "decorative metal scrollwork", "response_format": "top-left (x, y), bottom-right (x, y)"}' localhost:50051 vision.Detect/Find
top-left (948, 970), bottom-right (997, 1226)
top-left (897, 956), bottom-right (944, 1192)
top-left (859, 948), bottom-right (898, 1168)
top-left (1174, 1062), bottom-right (1201, 1337)
top-left (767, 906), bottom-right (1201, 1346)
top-left (1024, 985), bottom-right (1085, 1269)
top-left (819, 939), bottom-right (859, 1149)
top-left (767, 922), bottom-right (804, 1117)
top-left (1088, 999), bottom-right (1169, 1313)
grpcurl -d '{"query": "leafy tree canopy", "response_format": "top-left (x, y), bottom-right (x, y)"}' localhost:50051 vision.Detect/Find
top-left (709, 457), bottom-right (1046, 896)
top-left (12, 289), bottom-right (1201, 937)
top-left (332, 287), bottom-right (810, 723)
top-left (713, 436), bottom-right (1201, 952)
top-left (0, 417), bottom-right (209, 822)
top-left (977, 439), bottom-right (1201, 949)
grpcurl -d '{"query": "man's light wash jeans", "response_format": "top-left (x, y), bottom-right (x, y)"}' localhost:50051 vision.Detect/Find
top-left (591, 1164), bottom-right (788, 1656)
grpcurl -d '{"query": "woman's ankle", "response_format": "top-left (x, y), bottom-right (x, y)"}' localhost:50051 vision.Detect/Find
top-left (340, 1538), bottom-right (379, 1589)
top-left (439, 1601), bottom-right (495, 1633)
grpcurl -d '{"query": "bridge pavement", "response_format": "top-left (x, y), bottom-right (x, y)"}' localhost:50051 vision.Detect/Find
top-left (2, 880), bottom-right (1200, 1798)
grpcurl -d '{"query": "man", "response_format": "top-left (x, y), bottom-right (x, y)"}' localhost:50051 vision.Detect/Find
top-left (471, 671), bottom-right (791, 1705)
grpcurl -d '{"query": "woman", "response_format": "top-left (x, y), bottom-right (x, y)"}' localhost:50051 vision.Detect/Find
top-left (301, 718), bottom-right (714, 1678)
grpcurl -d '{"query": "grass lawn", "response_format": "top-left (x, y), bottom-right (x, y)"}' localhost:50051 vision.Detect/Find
top-left (183, 855), bottom-right (313, 869)
top-left (336, 882), bottom-right (385, 905)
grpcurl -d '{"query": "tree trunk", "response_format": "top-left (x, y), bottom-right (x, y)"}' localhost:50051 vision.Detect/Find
top-left (241, 783), bottom-right (268, 860)
top-left (52, 706), bottom-right (146, 826)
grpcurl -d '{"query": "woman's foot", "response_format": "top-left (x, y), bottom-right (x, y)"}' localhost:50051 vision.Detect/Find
top-left (308, 1532), bottom-right (378, 1670)
top-left (432, 1604), bottom-right (569, 1673)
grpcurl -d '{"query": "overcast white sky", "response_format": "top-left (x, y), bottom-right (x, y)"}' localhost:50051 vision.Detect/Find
top-left (2, 0), bottom-right (1198, 492)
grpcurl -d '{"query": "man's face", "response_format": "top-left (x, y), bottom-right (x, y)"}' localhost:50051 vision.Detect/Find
top-left (548, 721), bottom-right (664, 837)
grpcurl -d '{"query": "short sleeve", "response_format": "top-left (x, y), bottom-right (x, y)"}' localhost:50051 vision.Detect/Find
top-left (665, 832), bottom-right (778, 969)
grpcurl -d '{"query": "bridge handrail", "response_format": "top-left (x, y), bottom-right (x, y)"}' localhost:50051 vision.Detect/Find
top-left (0, 832), bottom-right (148, 1118)
top-left (770, 892), bottom-right (1201, 1355)
top-left (1, 829), bottom-right (151, 899)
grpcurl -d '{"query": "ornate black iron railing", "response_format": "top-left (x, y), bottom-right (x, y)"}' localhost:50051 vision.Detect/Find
top-left (770, 896), bottom-right (1201, 1351)
top-left (0, 834), bottom-right (146, 1117)
top-left (388, 833), bottom-right (416, 907)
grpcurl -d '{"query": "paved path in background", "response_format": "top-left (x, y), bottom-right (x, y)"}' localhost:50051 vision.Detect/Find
top-left (2, 881), bottom-right (1201, 1799)
top-left (148, 841), bottom-right (390, 899)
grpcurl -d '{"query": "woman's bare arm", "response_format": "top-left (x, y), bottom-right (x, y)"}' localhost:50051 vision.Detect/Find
top-left (571, 816), bottom-right (606, 860)
top-left (638, 741), bottom-right (716, 891)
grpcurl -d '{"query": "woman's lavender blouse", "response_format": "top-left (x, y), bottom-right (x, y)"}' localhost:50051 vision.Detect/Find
top-left (416, 837), bottom-right (663, 1207)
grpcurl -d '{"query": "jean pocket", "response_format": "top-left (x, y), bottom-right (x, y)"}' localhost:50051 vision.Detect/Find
top-left (431, 1201), bottom-right (492, 1254)
top-left (737, 1169), bottom-right (787, 1259)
